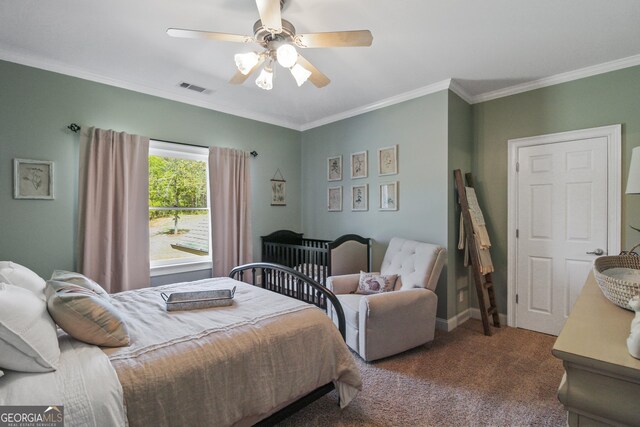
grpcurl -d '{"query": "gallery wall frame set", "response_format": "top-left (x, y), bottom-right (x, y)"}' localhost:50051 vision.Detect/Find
top-left (326, 144), bottom-right (398, 212)
top-left (13, 158), bottom-right (54, 200)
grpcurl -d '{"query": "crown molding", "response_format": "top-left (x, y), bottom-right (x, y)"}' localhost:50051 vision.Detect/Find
top-left (301, 79), bottom-right (453, 131)
top-left (0, 50), bottom-right (302, 131)
top-left (448, 80), bottom-right (473, 104)
top-left (471, 53), bottom-right (640, 104)
top-left (4, 48), bottom-right (640, 131)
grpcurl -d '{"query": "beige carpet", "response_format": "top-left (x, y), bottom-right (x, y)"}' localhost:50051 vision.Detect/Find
top-left (279, 320), bottom-right (565, 426)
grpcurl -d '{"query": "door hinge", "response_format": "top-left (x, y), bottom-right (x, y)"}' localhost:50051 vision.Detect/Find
top-left (516, 294), bottom-right (519, 304)
top-left (516, 162), bottom-right (519, 172)
top-left (516, 229), bottom-right (519, 238)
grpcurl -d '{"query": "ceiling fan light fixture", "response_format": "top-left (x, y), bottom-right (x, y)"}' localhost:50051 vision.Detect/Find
top-left (290, 63), bottom-right (311, 87)
top-left (234, 51), bottom-right (261, 75)
top-left (255, 65), bottom-right (274, 90)
top-left (276, 43), bottom-right (298, 68)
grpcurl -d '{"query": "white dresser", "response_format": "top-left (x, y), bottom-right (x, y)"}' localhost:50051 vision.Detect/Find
top-left (552, 273), bottom-right (640, 426)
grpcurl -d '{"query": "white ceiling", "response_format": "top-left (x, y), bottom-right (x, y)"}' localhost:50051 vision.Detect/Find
top-left (1, 0), bottom-right (640, 130)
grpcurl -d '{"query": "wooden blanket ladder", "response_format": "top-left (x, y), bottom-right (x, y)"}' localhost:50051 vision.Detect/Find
top-left (454, 169), bottom-right (500, 336)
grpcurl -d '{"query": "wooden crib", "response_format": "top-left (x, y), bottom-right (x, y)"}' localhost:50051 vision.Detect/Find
top-left (261, 230), bottom-right (371, 286)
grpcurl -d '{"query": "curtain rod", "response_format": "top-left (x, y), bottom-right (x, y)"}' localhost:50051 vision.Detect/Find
top-left (66, 123), bottom-right (258, 158)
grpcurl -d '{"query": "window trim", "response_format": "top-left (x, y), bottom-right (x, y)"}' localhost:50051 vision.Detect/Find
top-left (149, 140), bottom-right (212, 275)
top-left (150, 260), bottom-right (213, 277)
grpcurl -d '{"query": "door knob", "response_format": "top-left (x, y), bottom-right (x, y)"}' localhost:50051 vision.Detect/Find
top-left (586, 248), bottom-right (605, 255)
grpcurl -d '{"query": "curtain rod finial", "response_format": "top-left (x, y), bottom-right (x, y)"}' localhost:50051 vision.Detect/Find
top-left (250, 151), bottom-right (258, 158)
top-left (67, 123), bottom-right (81, 133)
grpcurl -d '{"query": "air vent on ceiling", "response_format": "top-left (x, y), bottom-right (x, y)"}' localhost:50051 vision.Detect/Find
top-left (178, 82), bottom-right (213, 94)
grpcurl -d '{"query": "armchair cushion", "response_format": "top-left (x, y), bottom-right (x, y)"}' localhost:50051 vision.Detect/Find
top-left (380, 237), bottom-right (446, 291)
top-left (356, 272), bottom-right (397, 294)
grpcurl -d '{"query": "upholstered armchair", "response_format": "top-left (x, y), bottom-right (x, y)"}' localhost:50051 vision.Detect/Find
top-left (326, 237), bottom-right (446, 362)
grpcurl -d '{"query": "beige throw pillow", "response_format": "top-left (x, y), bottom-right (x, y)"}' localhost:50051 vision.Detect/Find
top-left (46, 281), bottom-right (130, 347)
top-left (50, 270), bottom-right (110, 300)
top-left (0, 283), bottom-right (60, 372)
top-left (357, 272), bottom-right (398, 295)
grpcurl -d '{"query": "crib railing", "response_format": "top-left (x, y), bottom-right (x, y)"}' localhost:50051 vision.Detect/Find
top-left (262, 238), bottom-right (331, 285)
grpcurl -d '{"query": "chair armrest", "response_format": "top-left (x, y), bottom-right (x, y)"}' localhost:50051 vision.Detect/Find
top-left (360, 288), bottom-right (436, 319)
top-left (326, 273), bottom-right (361, 294)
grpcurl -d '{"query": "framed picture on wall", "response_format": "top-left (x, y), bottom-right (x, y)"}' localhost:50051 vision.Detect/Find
top-left (13, 158), bottom-right (54, 200)
top-left (379, 181), bottom-right (398, 211)
top-left (328, 186), bottom-right (343, 211)
top-left (351, 184), bottom-right (368, 211)
top-left (327, 155), bottom-right (342, 181)
top-left (378, 145), bottom-right (398, 176)
top-left (350, 151), bottom-right (367, 179)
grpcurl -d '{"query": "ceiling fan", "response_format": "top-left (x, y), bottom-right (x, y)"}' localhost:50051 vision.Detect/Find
top-left (167, 0), bottom-right (373, 90)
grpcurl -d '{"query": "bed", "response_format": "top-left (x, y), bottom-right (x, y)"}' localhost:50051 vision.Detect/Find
top-left (0, 263), bottom-right (361, 427)
top-left (261, 230), bottom-right (372, 286)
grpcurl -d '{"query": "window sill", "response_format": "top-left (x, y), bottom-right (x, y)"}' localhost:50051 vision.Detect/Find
top-left (150, 260), bottom-right (212, 277)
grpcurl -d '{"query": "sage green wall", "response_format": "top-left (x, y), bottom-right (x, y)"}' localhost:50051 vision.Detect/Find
top-left (300, 91), bottom-right (451, 318)
top-left (0, 60), bottom-right (302, 279)
top-left (447, 91), bottom-right (473, 318)
top-left (473, 65), bottom-right (640, 314)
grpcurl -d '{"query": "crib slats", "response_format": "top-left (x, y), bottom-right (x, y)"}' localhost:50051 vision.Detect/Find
top-left (261, 232), bottom-right (371, 289)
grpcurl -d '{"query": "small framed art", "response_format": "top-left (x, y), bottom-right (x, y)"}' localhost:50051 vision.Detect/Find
top-left (327, 155), bottom-right (342, 181)
top-left (379, 181), bottom-right (398, 211)
top-left (328, 186), bottom-right (343, 211)
top-left (350, 151), bottom-right (367, 179)
top-left (351, 184), bottom-right (368, 211)
top-left (14, 158), bottom-right (54, 200)
top-left (378, 145), bottom-right (398, 176)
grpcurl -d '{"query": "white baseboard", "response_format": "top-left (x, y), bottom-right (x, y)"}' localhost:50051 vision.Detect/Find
top-left (436, 308), bottom-right (507, 332)
top-left (436, 309), bottom-right (472, 332)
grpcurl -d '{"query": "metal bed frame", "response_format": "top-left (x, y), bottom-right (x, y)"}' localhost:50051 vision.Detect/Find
top-left (228, 262), bottom-right (346, 426)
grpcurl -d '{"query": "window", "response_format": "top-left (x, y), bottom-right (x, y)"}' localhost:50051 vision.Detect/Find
top-left (149, 140), bottom-right (211, 275)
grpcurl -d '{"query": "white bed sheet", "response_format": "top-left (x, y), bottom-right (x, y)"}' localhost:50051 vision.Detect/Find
top-left (0, 332), bottom-right (125, 426)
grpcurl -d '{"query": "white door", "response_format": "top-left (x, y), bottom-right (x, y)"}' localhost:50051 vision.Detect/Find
top-left (516, 137), bottom-right (608, 335)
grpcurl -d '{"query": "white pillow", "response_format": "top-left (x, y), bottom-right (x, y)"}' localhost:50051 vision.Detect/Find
top-left (0, 283), bottom-right (60, 372)
top-left (0, 369), bottom-right (3, 378)
top-left (0, 261), bottom-right (46, 299)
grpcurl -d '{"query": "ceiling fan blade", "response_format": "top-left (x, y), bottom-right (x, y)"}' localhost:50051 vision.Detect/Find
top-left (294, 30), bottom-right (373, 48)
top-left (229, 55), bottom-right (266, 85)
top-left (255, 0), bottom-right (283, 34)
top-left (296, 54), bottom-right (330, 88)
top-left (167, 28), bottom-right (254, 44)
